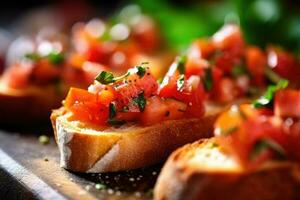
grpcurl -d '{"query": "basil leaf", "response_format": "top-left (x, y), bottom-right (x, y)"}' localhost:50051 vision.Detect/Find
top-left (253, 79), bottom-right (289, 108)
top-left (133, 92), bottom-right (146, 112)
top-left (250, 139), bottom-right (286, 160)
top-left (176, 55), bottom-right (187, 74)
top-left (203, 68), bottom-right (213, 91)
top-left (109, 103), bottom-right (117, 119)
top-left (107, 119), bottom-right (126, 126)
top-left (176, 74), bottom-right (185, 92)
top-left (136, 66), bottom-right (146, 78)
top-left (47, 52), bottom-right (64, 65)
top-left (95, 71), bottom-right (115, 84)
top-left (25, 53), bottom-right (40, 61)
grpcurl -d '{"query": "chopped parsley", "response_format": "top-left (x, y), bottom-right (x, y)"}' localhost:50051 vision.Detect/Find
top-left (203, 68), bottom-right (213, 91)
top-left (46, 52), bottom-right (64, 65)
top-left (95, 71), bottom-right (116, 84)
top-left (25, 53), bottom-right (40, 61)
top-left (176, 74), bottom-right (185, 92)
top-left (109, 103), bottom-right (117, 119)
top-left (250, 139), bottom-right (286, 160)
top-left (133, 92), bottom-right (146, 112)
top-left (136, 66), bottom-right (146, 78)
top-left (25, 52), bottom-right (64, 65)
top-left (176, 55), bottom-right (187, 74)
top-left (253, 79), bottom-right (289, 108)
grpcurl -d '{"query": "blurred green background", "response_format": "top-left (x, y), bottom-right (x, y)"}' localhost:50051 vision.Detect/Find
top-left (130, 0), bottom-right (300, 52)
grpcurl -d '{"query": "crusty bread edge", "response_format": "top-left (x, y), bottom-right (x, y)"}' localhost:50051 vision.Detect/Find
top-left (154, 139), bottom-right (300, 200)
top-left (51, 108), bottom-right (220, 173)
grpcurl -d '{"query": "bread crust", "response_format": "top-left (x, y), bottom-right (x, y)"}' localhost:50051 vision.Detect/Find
top-left (0, 81), bottom-right (65, 124)
top-left (50, 108), bottom-right (220, 173)
top-left (154, 139), bottom-right (300, 200)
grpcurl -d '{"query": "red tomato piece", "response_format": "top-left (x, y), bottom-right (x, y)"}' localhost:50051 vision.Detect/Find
top-left (65, 87), bottom-right (109, 125)
top-left (245, 46), bottom-right (266, 86)
top-left (212, 24), bottom-right (245, 73)
top-left (115, 68), bottom-right (158, 108)
top-left (267, 46), bottom-right (296, 80)
top-left (274, 89), bottom-right (300, 118)
top-left (140, 96), bottom-right (186, 126)
top-left (188, 39), bottom-right (215, 59)
top-left (2, 63), bottom-right (33, 89)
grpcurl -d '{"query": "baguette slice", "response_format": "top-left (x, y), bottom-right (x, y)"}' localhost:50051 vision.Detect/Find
top-left (50, 104), bottom-right (224, 173)
top-left (154, 138), bottom-right (300, 200)
top-left (0, 80), bottom-right (66, 124)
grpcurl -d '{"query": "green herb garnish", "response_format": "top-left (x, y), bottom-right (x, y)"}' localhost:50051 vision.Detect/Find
top-left (95, 71), bottom-right (115, 84)
top-left (203, 68), bottom-right (213, 91)
top-left (96, 67), bottom-right (144, 85)
top-left (253, 79), bottom-right (289, 108)
top-left (109, 103), bottom-right (117, 119)
top-left (25, 53), bottom-right (40, 61)
top-left (250, 139), bottom-right (286, 160)
top-left (176, 74), bottom-right (185, 91)
top-left (176, 55), bottom-right (187, 74)
top-left (47, 52), bottom-right (64, 65)
top-left (136, 66), bottom-right (146, 78)
top-left (133, 92), bottom-right (146, 112)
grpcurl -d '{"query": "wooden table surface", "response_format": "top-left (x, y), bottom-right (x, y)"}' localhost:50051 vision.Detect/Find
top-left (0, 126), bottom-right (160, 200)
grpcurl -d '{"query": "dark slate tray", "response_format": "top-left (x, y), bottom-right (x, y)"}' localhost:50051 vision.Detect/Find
top-left (0, 127), bottom-right (160, 200)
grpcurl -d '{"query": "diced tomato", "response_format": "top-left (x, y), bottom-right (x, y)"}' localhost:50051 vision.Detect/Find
top-left (213, 77), bottom-right (239, 103)
top-left (185, 57), bottom-right (209, 77)
top-left (115, 68), bottom-right (158, 108)
top-left (246, 46), bottom-right (266, 86)
top-left (283, 119), bottom-right (300, 161)
top-left (212, 24), bottom-right (245, 58)
top-left (274, 89), bottom-right (300, 118)
top-left (30, 60), bottom-right (61, 85)
top-left (267, 46), bottom-right (296, 80)
top-left (132, 16), bottom-right (161, 52)
top-left (212, 24), bottom-right (245, 73)
top-left (218, 115), bottom-right (286, 167)
top-left (86, 43), bottom-right (112, 64)
top-left (140, 96), bottom-right (186, 126)
top-left (188, 39), bottom-right (215, 59)
top-left (2, 63), bottom-right (33, 89)
top-left (64, 87), bottom-right (109, 125)
top-left (97, 85), bottom-right (117, 106)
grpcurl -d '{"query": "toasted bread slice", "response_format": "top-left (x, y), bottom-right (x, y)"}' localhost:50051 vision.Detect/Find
top-left (50, 104), bottom-right (224, 173)
top-left (154, 138), bottom-right (300, 200)
top-left (0, 80), bottom-right (66, 124)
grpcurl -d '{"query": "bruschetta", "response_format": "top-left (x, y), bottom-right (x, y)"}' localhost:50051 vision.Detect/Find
top-left (51, 62), bottom-right (226, 172)
top-left (154, 85), bottom-right (300, 200)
